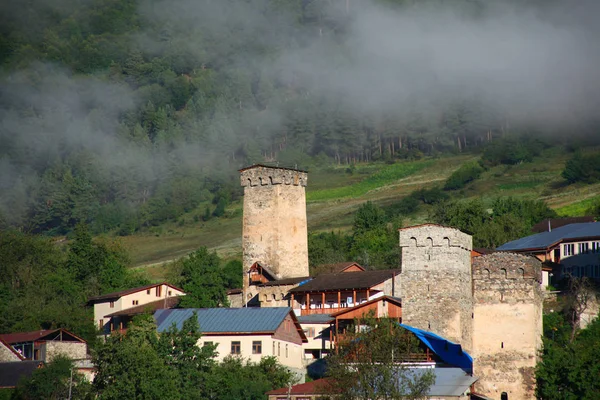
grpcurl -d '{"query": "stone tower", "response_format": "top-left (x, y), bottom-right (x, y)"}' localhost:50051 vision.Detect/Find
top-left (471, 252), bottom-right (543, 400)
top-left (399, 224), bottom-right (473, 351)
top-left (240, 164), bottom-right (309, 296)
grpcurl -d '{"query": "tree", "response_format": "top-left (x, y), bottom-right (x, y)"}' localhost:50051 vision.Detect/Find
top-left (179, 247), bottom-right (229, 308)
top-left (156, 312), bottom-right (217, 400)
top-left (11, 355), bottom-right (91, 400)
top-left (326, 316), bottom-right (434, 400)
top-left (92, 314), bottom-right (180, 400)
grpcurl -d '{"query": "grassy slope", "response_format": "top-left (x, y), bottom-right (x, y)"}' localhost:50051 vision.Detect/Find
top-left (124, 148), bottom-right (600, 277)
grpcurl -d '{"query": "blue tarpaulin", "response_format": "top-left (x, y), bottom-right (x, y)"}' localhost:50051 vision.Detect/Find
top-left (399, 323), bottom-right (473, 372)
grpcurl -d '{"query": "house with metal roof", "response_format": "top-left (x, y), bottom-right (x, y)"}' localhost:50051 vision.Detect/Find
top-left (87, 282), bottom-right (186, 335)
top-left (497, 222), bottom-right (600, 282)
top-left (154, 307), bottom-right (308, 377)
top-left (0, 329), bottom-right (87, 363)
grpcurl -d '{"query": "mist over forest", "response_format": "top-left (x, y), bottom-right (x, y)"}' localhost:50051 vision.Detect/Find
top-left (1, 0), bottom-right (599, 235)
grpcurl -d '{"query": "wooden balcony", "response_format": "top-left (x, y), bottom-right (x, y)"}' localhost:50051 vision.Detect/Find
top-left (300, 304), bottom-right (357, 316)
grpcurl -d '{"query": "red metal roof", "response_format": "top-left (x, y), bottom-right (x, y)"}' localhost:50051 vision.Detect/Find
top-left (266, 378), bottom-right (337, 395)
top-left (0, 329), bottom-right (86, 344)
top-left (87, 282), bottom-right (184, 303)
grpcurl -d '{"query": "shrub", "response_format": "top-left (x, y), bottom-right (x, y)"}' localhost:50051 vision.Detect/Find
top-left (444, 161), bottom-right (484, 190)
top-left (562, 152), bottom-right (600, 184)
top-left (481, 136), bottom-right (547, 166)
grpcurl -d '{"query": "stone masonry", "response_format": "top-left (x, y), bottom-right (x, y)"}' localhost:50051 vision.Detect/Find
top-left (472, 253), bottom-right (543, 400)
top-left (240, 165), bottom-right (309, 301)
top-left (399, 224), bottom-right (474, 352)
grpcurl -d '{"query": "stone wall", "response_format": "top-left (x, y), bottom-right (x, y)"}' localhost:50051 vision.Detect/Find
top-left (0, 342), bottom-right (21, 361)
top-left (472, 252), bottom-right (543, 400)
top-left (240, 165), bottom-right (309, 300)
top-left (44, 341), bottom-right (88, 362)
top-left (399, 224), bottom-right (473, 351)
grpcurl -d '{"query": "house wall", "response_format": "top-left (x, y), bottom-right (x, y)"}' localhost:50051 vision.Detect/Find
top-left (472, 253), bottom-right (543, 400)
top-left (399, 225), bottom-right (473, 352)
top-left (197, 334), bottom-right (304, 371)
top-left (300, 323), bottom-right (332, 359)
top-left (256, 284), bottom-right (303, 308)
top-left (44, 341), bottom-right (87, 362)
top-left (241, 166), bottom-right (309, 302)
top-left (93, 285), bottom-right (185, 333)
top-left (559, 239), bottom-right (600, 279)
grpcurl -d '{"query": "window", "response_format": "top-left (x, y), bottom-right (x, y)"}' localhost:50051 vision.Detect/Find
top-left (278, 342), bottom-right (281, 356)
top-left (146, 289), bottom-right (151, 295)
top-left (273, 342), bottom-right (276, 355)
top-left (564, 243), bottom-right (575, 256)
top-left (132, 300), bottom-right (139, 305)
top-left (593, 242), bottom-right (600, 253)
top-left (109, 301), bottom-right (114, 308)
top-left (231, 341), bottom-right (241, 355)
top-left (156, 286), bottom-right (162, 297)
top-left (579, 243), bottom-right (589, 254)
top-left (168, 290), bottom-right (172, 296)
top-left (99, 319), bottom-right (104, 329)
top-left (285, 344), bottom-right (288, 358)
top-left (304, 328), bottom-right (315, 338)
top-left (252, 341), bottom-right (262, 354)
top-left (203, 341), bottom-right (213, 347)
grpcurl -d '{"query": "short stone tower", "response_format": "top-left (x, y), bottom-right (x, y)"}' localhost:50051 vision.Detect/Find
top-left (472, 252), bottom-right (543, 400)
top-left (399, 224), bottom-right (473, 351)
top-left (240, 164), bottom-right (309, 290)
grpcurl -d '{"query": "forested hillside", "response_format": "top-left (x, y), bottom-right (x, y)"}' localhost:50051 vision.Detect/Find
top-left (1, 0), bottom-right (599, 236)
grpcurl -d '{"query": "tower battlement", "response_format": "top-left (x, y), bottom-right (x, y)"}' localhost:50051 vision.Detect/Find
top-left (240, 165), bottom-right (307, 188)
top-left (473, 252), bottom-right (542, 283)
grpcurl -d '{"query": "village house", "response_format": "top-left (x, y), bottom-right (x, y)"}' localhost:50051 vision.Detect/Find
top-left (87, 282), bottom-right (185, 334)
top-left (0, 329), bottom-right (87, 363)
top-left (154, 307), bottom-right (308, 378)
top-left (497, 221), bottom-right (600, 282)
top-left (288, 268), bottom-right (402, 316)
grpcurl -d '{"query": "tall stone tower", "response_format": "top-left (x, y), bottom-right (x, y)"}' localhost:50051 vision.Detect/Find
top-left (471, 252), bottom-right (543, 400)
top-left (399, 224), bottom-right (473, 351)
top-left (240, 164), bottom-right (309, 297)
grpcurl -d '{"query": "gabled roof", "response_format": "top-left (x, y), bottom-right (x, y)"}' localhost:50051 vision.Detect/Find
top-left (532, 217), bottom-right (595, 233)
top-left (330, 295), bottom-right (402, 318)
top-left (404, 368), bottom-right (477, 397)
top-left (154, 307), bottom-right (307, 342)
top-left (87, 282), bottom-right (184, 303)
top-left (0, 361), bottom-right (44, 388)
top-left (266, 378), bottom-right (337, 395)
top-left (289, 269), bottom-right (401, 293)
top-left (104, 296), bottom-right (183, 318)
top-left (248, 262), bottom-right (278, 281)
top-left (313, 262), bottom-right (365, 276)
top-left (0, 329), bottom-right (86, 344)
top-left (497, 222), bottom-right (600, 252)
top-left (0, 338), bottom-right (25, 360)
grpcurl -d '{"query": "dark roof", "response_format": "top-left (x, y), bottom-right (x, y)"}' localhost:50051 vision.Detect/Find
top-left (260, 276), bottom-right (311, 287)
top-left (497, 222), bottom-right (600, 252)
top-left (532, 217), bottom-right (595, 233)
top-left (0, 329), bottom-right (85, 344)
top-left (472, 248), bottom-right (494, 255)
top-left (312, 262), bottom-right (365, 275)
top-left (248, 262), bottom-right (278, 280)
top-left (266, 378), bottom-right (337, 395)
top-left (238, 163), bottom-right (307, 173)
top-left (104, 296), bottom-right (183, 318)
top-left (154, 307), bottom-right (307, 342)
top-left (404, 368), bottom-right (477, 397)
top-left (87, 282), bottom-right (184, 303)
top-left (0, 361), bottom-right (44, 388)
top-left (289, 269), bottom-right (401, 293)
top-left (297, 314), bottom-right (334, 324)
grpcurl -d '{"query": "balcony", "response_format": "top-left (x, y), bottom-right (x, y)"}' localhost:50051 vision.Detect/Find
top-left (300, 302), bottom-right (365, 316)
